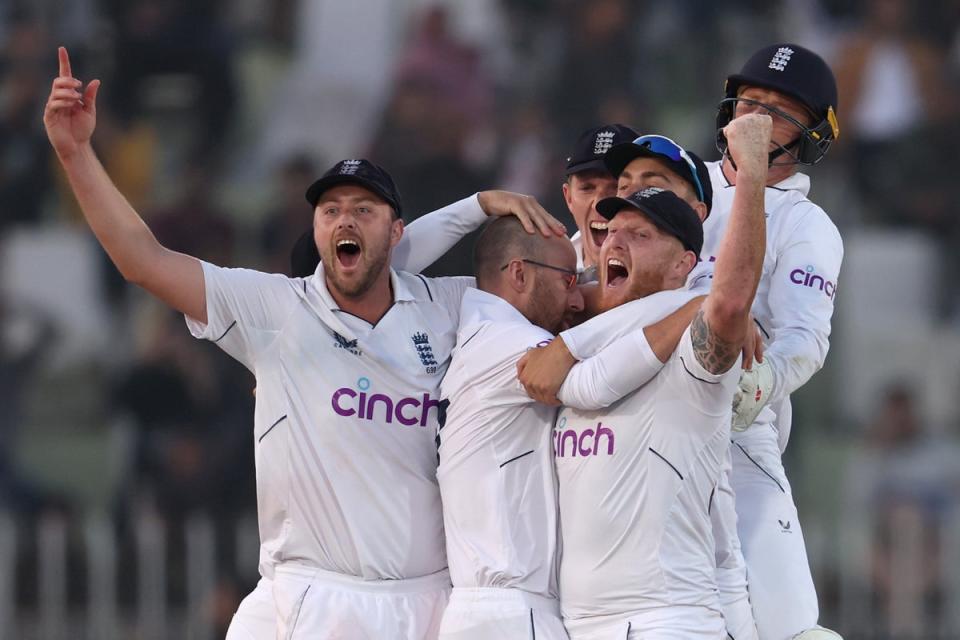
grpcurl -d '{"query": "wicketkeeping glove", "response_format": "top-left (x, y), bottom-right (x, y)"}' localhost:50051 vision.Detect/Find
top-left (731, 360), bottom-right (774, 432)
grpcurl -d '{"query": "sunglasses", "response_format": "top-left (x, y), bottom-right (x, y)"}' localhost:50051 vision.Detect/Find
top-left (501, 259), bottom-right (579, 290)
top-left (631, 135), bottom-right (706, 203)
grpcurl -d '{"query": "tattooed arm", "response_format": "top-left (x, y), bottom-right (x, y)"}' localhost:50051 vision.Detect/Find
top-left (694, 114), bottom-right (771, 374)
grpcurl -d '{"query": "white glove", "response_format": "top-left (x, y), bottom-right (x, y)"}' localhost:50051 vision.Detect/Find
top-left (731, 360), bottom-right (774, 432)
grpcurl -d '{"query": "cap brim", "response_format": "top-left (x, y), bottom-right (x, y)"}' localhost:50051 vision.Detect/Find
top-left (305, 174), bottom-right (398, 213)
top-left (564, 158), bottom-right (611, 177)
top-left (603, 143), bottom-right (649, 177)
top-left (595, 195), bottom-right (701, 258)
top-left (595, 196), bottom-right (636, 220)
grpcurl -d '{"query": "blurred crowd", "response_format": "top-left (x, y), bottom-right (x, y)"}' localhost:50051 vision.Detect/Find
top-left (2, 0), bottom-right (960, 636)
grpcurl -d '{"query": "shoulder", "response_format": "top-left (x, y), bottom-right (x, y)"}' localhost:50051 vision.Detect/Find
top-left (398, 271), bottom-right (474, 302)
top-left (771, 196), bottom-right (842, 250)
top-left (204, 262), bottom-right (305, 296)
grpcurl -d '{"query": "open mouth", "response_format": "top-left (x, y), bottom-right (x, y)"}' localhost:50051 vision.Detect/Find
top-left (589, 221), bottom-right (608, 248)
top-left (336, 239), bottom-right (362, 269)
top-left (606, 258), bottom-right (628, 288)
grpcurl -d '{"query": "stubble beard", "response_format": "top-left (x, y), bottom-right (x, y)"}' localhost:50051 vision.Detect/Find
top-left (528, 282), bottom-right (566, 335)
top-left (324, 242), bottom-right (391, 300)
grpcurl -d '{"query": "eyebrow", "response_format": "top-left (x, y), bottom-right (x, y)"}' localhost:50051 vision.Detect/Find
top-left (318, 196), bottom-right (379, 206)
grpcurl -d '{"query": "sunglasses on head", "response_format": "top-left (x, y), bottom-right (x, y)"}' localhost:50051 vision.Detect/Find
top-left (631, 135), bottom-right (706, 203)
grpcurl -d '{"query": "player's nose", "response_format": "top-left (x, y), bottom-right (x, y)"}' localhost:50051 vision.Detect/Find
top-left (567, 287), bottom-right (585, 313)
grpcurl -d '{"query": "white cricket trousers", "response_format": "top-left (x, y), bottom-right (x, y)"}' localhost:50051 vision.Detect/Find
top-left (269, 564), bottom-right (451, 639)
top-left (563, 606), bottom-right (725, 640)
top-left (438, 587), bottom-right (568, 640)
top-left (226, 577), bottom-right (276, 640)
top-left (731, 425), bottom-right (820, 640)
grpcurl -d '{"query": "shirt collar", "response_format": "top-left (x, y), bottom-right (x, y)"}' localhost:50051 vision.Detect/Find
top-left (711, 159), bottom-right (811, 196)
top-left (772, 170), bottom-right (810, 196)
top-left (308, 261), bottom-right (416, 310)
top-left (459, 287), bottom-right (531, 329)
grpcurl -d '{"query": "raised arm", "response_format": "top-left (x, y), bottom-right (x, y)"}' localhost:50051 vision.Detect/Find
top-left (394, 191), bottom-right (568, 272)
top-left (44, 47), bottom-right (206, 322)
top-left (691, 114), bottom-right (771, 374)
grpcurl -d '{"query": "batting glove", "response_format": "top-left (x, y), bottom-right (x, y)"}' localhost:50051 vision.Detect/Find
top-left (731, 360), bottom-right (774, 432)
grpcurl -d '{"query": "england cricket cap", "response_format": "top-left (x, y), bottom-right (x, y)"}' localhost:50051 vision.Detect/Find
top-left (305, 159), bottom-right (403, 218)
top-left (596, 187), bottom-right (703, 258)
top-left (565, 124), bottom-right (639, 176)
top-left (603, 135), bottom-right (714, 215)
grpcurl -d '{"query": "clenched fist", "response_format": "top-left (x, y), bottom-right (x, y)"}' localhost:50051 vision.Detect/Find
top-left (722, 113), bottom-right (772, 183)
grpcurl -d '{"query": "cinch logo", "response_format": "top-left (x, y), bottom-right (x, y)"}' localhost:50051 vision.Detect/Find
top-left (789, 265), bottom-right (837, 300)
top-left (554, 416), bottom-right (615, 457)
top-left (331, 377), bottom-right (442, 427)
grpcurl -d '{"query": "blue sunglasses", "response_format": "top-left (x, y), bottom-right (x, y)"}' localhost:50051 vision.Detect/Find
top-left (631, 135), bottom-right (706, 203)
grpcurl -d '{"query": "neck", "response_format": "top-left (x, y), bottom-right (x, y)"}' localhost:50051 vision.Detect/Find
top-left (722, 156), bottom-right (797, 187)
top-left (325, 270), bottom-right (394, 325)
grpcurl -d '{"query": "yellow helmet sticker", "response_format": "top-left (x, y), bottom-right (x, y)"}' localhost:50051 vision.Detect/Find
top-left (827, 106), bottom-right (840, 140)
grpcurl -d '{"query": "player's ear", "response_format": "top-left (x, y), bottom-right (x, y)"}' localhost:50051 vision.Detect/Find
top-left (680, 250), bottom-right (698, 277)
top-left (389, 217), bottom-right (404, 248)
top-left (561, 181), bottom-right (573, 207)
top-left (693, 201), bottom-right (708, 223)
top-left (504, 259), bottom-right (526, 293)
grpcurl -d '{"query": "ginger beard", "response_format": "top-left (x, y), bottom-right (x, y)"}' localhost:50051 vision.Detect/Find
top-left (313, 186), bottom-right (401, 299)
top-left (597, 210), bottom-right (692, 313)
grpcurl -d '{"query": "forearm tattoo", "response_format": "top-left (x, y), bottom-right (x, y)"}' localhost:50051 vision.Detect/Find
top-left (690, 309), bottom-right (739, 374)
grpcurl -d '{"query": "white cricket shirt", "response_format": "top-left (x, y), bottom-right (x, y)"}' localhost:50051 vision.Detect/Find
top-left (556, 325), bottom-right (740, 631)
top-left (688, 161), bottom-right (843, 446)
top-left (187, 261), bottom-right (472, 581)
top-left (437, 288), bottom-right (559, 599)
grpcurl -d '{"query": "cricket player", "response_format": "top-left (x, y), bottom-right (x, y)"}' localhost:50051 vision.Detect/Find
top-left (438, 215), bottom-right (714, 639)
top-left (435, 218), bottom-right (583, 640)
top-left (43, 47), bottom-right (564, 640)
top-left (702, 44), bottom-right (844, 640)
top-left (561, 124), bottom-right (639, 275)
top-left (520, 112), bottom-right (772, 639)
top-left (599, 46), bottom-right (845, 638)
top-left (599, 133), bottom-right (759, 640)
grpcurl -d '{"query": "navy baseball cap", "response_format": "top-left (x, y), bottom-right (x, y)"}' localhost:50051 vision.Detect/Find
top-left (596, 187), bottom-right (703, 258)
top-left (565, 124), bottom-right (639, 176)
top-left (305, 159), bottom-right (403, 218)
top-left (603, 135), bottom-right (713, 215)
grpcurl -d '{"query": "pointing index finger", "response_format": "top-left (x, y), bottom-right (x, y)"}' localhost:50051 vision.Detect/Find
top-left (58, 46), bottom-right (72, 78)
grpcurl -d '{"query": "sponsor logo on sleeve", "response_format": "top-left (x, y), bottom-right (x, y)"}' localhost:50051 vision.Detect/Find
top-left (789, 265), bottom-right (837, 300)
top-left (331, 376), bottom-right (443, 427)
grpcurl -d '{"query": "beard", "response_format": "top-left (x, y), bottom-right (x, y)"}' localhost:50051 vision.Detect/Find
top-left (598, 265), bottom-right (667, 313)
top-left (321, 237), bottom-right (392, 300)
top-left (527, 282), bottom-right (567, 335)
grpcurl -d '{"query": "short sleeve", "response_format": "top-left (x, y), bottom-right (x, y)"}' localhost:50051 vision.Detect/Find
top-left (185, 261), bottom-right (300, 371)
top-left (664, 326), bottom-right (741, 415)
